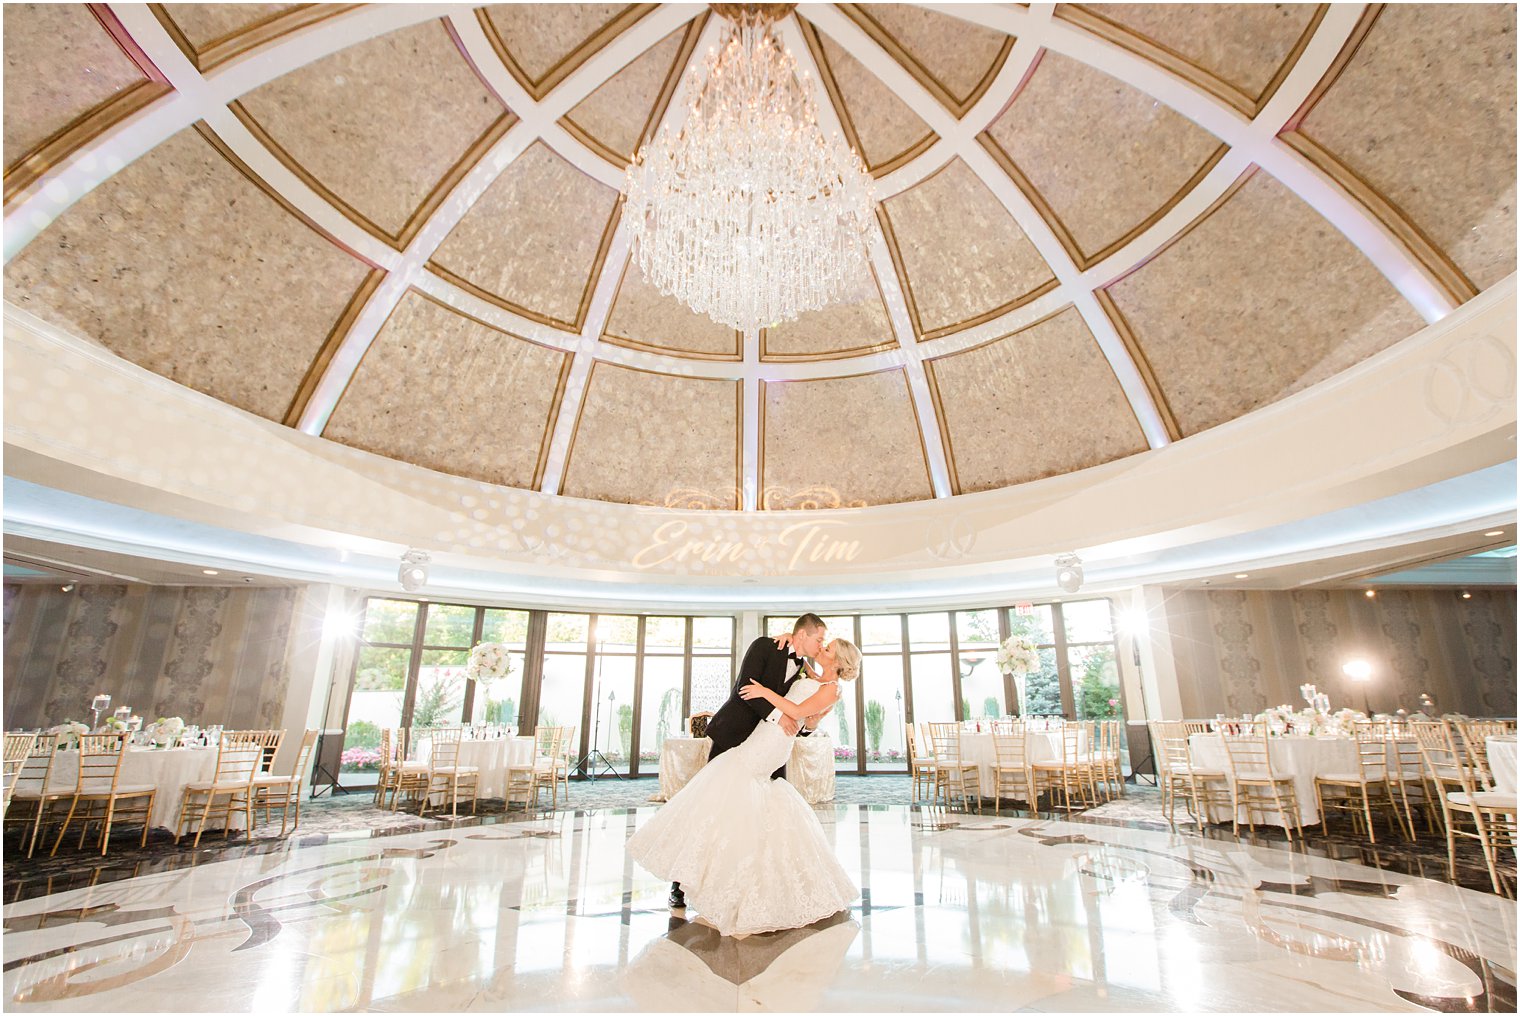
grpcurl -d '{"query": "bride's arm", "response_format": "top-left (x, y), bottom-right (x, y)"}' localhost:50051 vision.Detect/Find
top-left (738, 680), bottom-right (838, 720)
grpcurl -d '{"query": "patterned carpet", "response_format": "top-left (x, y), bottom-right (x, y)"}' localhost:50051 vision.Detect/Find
top-left (4, 775), bottom-right (1511, 903)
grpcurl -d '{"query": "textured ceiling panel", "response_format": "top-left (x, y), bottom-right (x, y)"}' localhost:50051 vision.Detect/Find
top-left (809, 25), bottom-right (935, 174)
top-left (1300, 4), bottom-right (1517, 291)
top-left (1079, 3), bottom-right (1319, 101)
top-left (324, 291), bottom-right (568, 489)
top-left (484, 3), bottom-right (643, 98)
top-left (3, 128), bottom-right (369, 421)
top-left (236, 20), bottom-right (506, 239)
top-left (3, 3), bottom-right (147, 168)
top-left (762, 272), bottom-right (897, 361)
top-left (880, 158), bottom-right (1055, 338)
top-left (603, 260), bottom-right (740, 359)
top-left (845, 4), bottom-right (1011, 114)
top-left (562, 363), bottom-right (740, 508)
top-left (1106, 172), bottom-right (1426, 436)
top-left (762, 370), bottom-right (932, 509)
top-left (985, 50), bottom-right (1223, 263)
top-left (563, 24), bottom-right (686, 165)
top-left (430, 142), bottom-right (620, 330)
top-left (156, 4), bottom-right (299, 51)
top-left (926, 307), bottom-right (1147, 492)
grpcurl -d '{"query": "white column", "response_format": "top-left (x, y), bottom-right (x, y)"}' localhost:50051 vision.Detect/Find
top-left (1136, 585), bottom-right (1184, 720)
top-left (275, 583), bottom-right (359, 775)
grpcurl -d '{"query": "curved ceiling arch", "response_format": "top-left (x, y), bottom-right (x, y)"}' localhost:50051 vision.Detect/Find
top-left (3, 2), bottom-right (1508, 516)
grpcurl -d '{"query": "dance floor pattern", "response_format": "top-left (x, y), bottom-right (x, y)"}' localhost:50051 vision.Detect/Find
top-left (2, 805), bottom-right (1515, 1012)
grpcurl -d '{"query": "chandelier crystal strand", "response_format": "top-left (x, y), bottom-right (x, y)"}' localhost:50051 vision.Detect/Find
top-left (624, 7), bottom-right (876, 332)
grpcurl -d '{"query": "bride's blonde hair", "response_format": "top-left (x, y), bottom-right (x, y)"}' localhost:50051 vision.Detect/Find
top-left (830, 638), bottom-right (862, 682)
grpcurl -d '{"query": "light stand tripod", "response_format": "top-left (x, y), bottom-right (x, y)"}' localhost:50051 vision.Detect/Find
top-left (574, 668), bottom-right (622, 781)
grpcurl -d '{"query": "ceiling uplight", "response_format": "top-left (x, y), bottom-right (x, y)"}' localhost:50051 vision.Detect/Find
top-left (1461, 591), bottom-right (1473, 599)
top-left (1485, 530), bottom-right (1505, 537)
top-left (202, 569), bottom-right (219, 576)
top-left (1365, 589), bottom-right (1377, 598)
top-left (1234, 573), bottom-right (1249, 579)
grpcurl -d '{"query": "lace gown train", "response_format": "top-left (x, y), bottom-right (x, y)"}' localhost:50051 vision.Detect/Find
top-left (627, 679), bottom-right (858, 936)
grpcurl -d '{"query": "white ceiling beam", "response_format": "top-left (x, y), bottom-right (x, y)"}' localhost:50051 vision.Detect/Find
top-left (801, 3), bottom-right (1172, 449)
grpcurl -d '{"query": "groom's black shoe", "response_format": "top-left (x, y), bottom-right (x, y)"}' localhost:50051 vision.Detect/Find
top-left (668, 883), bottom-right (686, 909)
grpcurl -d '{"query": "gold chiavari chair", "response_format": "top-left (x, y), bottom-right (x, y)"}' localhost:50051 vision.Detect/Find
top-left (1182, 720), bottom-right (1213, 737)
top-left (989, 722), bottom-right (1040, 815)
top-left (1151, 721), bottom-right (1229, 828)
top-left (1414, 721), bottom-right (1517, 895)
top-left (532, 725), bottom-right (565, 810)
top-left (1314, 722), bottom-right (1408, 843)
top-left (555, 725), bottom-right (576, 806)
top-left (926, 722), bottom-right (982, 813)
top-left (1096, 720), bottom-right (1124, 800)
top-left (1453, 719), bottom-right (1510, 788)
top-left (905, 724), bottom-right (938, 803)
top-left (1389, 732), bottom-right (1438, 837)
top-left (5, 734), bottom-right (63, 856)
top-left (250, 728), bottom-right (318, 836)
top-left (227, 729), bottom-right (284, 775)
top-left (3, 732), bottom-right (37, 817)
top-left (174, 736), bottom-right (261, 847)
top-left (392, 728), bottom-right (435, 810)
top-left (53, 733), bottom-right (157, 856)
top-left (1031, 721), bottom-right (1094, 811)
top-left (1219, 731), bottom-right (1303, 841)
top-left (421, 727), bottom-right (479, 818)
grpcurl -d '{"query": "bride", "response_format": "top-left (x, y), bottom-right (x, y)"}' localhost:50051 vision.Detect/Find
top-left (627, 637), bottom-right (863, 937)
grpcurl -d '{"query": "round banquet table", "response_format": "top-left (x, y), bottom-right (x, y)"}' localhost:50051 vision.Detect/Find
top-left (413, 735), bottom-right (537, 799)
top-left (657, 734), bottom-right (836, 804)
top-left (44, 746), bottom-right (223, 830)
top-left (1488, 736), bottom-right (1517, 794)
top-left (954, 730), bottom-right (1071, 792)
top-left (1187, 733), bottom-right (1409, 827)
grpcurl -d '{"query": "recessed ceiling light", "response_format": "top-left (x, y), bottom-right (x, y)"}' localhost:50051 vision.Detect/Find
top-left (1234, 573), bottom-right (1249, 579)
top-left (1461, 591), bottom-right (1473, 599)
top-left (1365, 589), bottom-right (1377, 598)
top-left (1484, 530), bottom-right (1505, 537)
top-left (202, 569), bottom-right (219, 576)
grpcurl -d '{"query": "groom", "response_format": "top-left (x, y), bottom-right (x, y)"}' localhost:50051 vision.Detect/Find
top-left (669, 612), bottom-right (829, 909)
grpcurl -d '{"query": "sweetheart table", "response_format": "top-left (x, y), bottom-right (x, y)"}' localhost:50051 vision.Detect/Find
top-left (657, 734), bottom-right (835, 804)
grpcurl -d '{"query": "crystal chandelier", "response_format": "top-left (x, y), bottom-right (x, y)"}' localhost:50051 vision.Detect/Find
top-left (623, 3), bottom-right (876, 332)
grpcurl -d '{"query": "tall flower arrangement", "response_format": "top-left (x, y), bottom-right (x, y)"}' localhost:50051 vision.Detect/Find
top-left (997, 636), bottom-right (1042, 715)
top-left (465, 643), bottom-right (515, 686)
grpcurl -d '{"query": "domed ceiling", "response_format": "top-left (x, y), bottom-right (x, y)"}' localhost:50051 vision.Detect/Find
top-left (4, 3), bottom-right (1514, 514)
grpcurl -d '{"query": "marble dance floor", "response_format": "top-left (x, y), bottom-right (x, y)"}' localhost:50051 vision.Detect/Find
top-left (2, 804), bottom-right (1515, 1013)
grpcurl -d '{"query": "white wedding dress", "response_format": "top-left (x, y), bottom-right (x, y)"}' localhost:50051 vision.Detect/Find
top-left (627, 677), bottom-right (858, 937)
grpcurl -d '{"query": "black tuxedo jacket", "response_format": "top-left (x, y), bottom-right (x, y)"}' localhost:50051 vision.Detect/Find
top-left (703, 635), bottom-right (810, 778)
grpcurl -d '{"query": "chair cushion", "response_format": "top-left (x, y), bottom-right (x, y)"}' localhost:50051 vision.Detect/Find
top-left (433, 766), bottom-right (479, 775)
top-left (397, 761), bottom-right (429, 772)
top-left (1317, 773), bottom-right (1380, 784)
top-left (1447, 791), bottom-right (1518, 809)
top-left (183, 780), bottom-right (252, 792)
top-left (252, 773), bottom-right (297, 785)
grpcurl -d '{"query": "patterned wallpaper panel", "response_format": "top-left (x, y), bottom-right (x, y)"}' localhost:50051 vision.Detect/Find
top-left (2, 584), bottom-right (299, 730)
top-left (1161, 588), bottom-right (1517, 717)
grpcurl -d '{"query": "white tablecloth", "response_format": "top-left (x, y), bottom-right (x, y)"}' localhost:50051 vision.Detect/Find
top-left (657, 734), bottom-right (836, 804)
top-left (1488, 736), bottom-right (1517, 793)
top-left (413, 736), bottom-right (537, 798)
top-left (954, 731), bottom-right (1069, 791)
top-left (1188, 734), bottom-right (1408, 827)
top-left (45, 746), bottom-right (221, 830)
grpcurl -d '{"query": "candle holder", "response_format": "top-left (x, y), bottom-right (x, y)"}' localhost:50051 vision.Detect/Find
top-left (90, 694), bottom-right (111, 731)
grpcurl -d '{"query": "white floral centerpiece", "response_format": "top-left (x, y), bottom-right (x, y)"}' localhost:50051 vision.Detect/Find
top-left (48, 720), bottom-right (89, 748)
top-left (997, 635), bottom-right (1042, 714)
top-left (102, 715), bottom-right (130, 734)
top-left (147, 716), bottom-right (185, 747)
top-left (465, 643), bottom-right (515, 686)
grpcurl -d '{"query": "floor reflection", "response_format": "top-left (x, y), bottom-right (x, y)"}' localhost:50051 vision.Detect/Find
top-left (2, 805), bottom-right (1515, 1013)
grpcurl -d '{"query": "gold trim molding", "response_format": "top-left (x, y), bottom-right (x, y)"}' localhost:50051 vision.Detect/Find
top-left (285, 268), bottom-right (387, 427)
top-left (758, 264), bottom-right (901, 362)
top-left (836, 3), bottom-right (1015, 119)
top-left (149, 4), bottom-right (361, 73)
top-left (477, 4), bottom-right (659, 103)
top-left (1054, 4), bottom-right (1329, 119)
